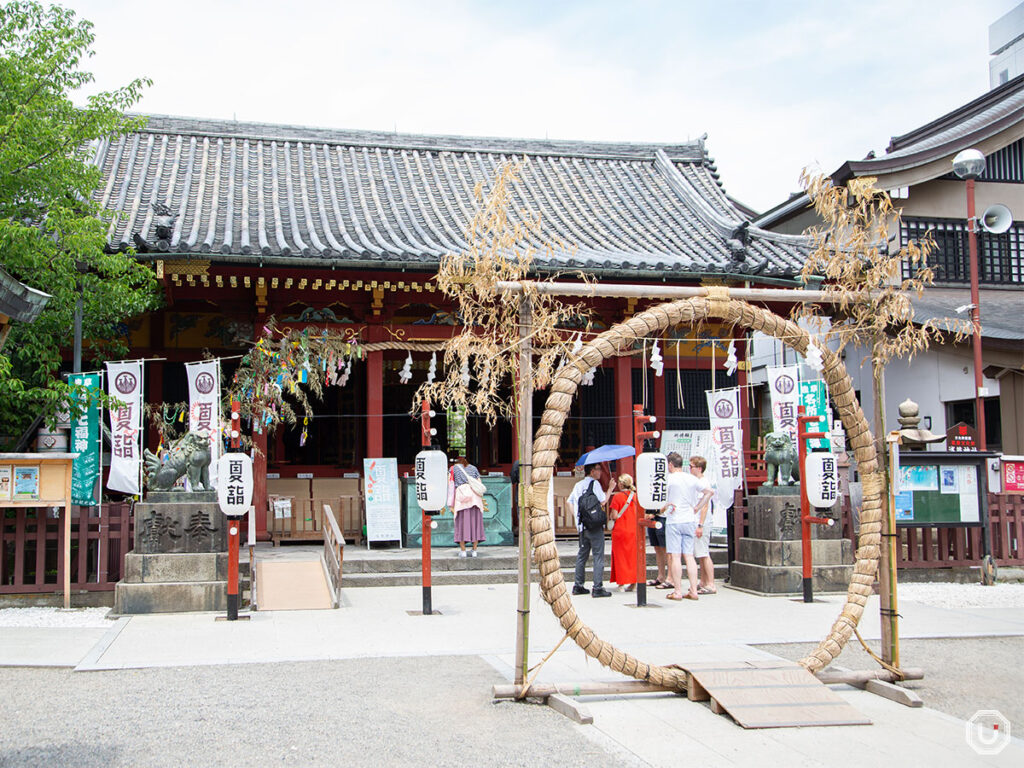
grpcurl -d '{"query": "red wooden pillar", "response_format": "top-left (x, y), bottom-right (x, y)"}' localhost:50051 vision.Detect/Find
top-left (367, 350), bottom-right (384, 458)
top-left (614, 354), bottom-right (635, 477)
top-left (253, 428), bottom-right (270, 541)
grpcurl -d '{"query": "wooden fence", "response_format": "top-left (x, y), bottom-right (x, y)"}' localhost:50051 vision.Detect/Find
top-left (0, 502), bottom-right (133, 594)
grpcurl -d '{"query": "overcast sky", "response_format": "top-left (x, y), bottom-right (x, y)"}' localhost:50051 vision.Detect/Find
top-left (62, 0), bottom-right (1017, 212)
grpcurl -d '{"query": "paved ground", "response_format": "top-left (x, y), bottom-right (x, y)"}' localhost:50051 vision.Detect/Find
top-left (1, 578), bottom-right (1023, 766)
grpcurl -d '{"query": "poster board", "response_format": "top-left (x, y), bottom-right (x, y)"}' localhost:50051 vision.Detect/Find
top-left (659, 430), bottom-right (726, 529)
top-left (894, 453), bottom-right (989, 526)
top-left (1001, 456), bottom-right (1024, 495)
top-left (363, 458), bottom-right (402, 546)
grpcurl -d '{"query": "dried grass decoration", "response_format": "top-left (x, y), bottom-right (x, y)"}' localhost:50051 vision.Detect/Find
top-left (413, 161), bottom-right (592, 429)
top-left (528, 291), bottom-right (884, 685)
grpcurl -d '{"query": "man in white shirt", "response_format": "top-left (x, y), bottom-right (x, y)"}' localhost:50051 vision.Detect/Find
top-left (688, 455), bottom-right (717, 594)
top-left (568, 464), bottom-right (615, 598)
top-left (661, 452), bottom-right (714, 601)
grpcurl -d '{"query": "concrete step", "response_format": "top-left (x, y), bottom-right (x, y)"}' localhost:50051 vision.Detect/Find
top-left (342, 562), bottom-right (730, 588)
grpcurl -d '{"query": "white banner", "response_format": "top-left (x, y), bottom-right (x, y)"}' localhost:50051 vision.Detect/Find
top-left (706, 387), bottom-right (743, 524)
top-left (767, 365), bottom-right (800, 447)
top-left (105, 361), bottom-right (143, 495)
top-left (187, 360), bottom-right (221, 490)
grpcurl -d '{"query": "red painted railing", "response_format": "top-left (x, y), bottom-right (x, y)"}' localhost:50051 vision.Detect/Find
top-left (0, 502), bottom-right (134, 594)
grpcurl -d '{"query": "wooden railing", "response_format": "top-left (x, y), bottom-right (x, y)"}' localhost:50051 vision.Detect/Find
top-left (898, 493), bottom-right (1023, 568)
top-left (321, 504), bottom-right (344, 607)
top-left (0, 502), bottom-right (133, 594)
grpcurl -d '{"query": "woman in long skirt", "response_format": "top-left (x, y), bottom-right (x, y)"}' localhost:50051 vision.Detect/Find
top-left (609, 473), bottom-right (639, 590)
top-left (447, 457), bottom-right (486, 557)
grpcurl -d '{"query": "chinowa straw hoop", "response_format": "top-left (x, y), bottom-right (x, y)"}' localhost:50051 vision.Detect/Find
top-left (527, 293), bottom-right (883, 683)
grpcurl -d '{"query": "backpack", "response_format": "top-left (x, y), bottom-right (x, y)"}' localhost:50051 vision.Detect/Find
top-left (577, 479), bottom-right (607, 532)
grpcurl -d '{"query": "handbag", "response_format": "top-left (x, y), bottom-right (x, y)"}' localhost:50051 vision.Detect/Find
top-left (466, 475), bottom-right (487, 497)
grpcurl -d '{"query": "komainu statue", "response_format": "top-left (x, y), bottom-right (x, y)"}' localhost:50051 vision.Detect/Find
top-left (764, 430), bottom-right (799, 486)
top-left (144, 430), bottom-right (213, 492)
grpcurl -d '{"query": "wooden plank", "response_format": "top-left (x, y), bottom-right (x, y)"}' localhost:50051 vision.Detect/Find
top-left (686, 664), bottom-right (871, 729)
top-left (546, 693), bottom-right (593, 725)
top-left (864, 679), bottom-right (923, 708)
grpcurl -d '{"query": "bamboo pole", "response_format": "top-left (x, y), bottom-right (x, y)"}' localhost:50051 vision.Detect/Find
top-left (495, 280), bottom-right (840, 304)
top-left (514, 297), bottom-right (533, 686)
top-left (494, 680), bottom-right (675, 699)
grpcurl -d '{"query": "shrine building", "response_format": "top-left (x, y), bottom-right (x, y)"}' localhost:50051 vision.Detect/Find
top-left (91, 114), bottom-right (810, 541)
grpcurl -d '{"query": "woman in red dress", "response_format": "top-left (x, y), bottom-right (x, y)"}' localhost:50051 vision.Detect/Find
top-left (609, 473), bottom-right (640, 591)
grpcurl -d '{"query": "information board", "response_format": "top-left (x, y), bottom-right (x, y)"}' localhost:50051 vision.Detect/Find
top-left (363, 458), bottom-right (402, 545)
top-left (894, 455), bottom-right (983, 526)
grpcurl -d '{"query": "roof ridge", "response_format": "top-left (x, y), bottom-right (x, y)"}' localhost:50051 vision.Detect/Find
top-left (887, 72), bottom-right (1024, 152)
top-left (131, 113), bottom-right (706, 163)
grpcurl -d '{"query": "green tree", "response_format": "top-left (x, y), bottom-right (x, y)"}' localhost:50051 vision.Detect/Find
top-left (0, 2), bottom-right (158, 442)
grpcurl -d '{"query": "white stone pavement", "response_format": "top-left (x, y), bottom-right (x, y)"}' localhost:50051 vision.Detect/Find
top-left (2, 582), bottom-right (1023, 766)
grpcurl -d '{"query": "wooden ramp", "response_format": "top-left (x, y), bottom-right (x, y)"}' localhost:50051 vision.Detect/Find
top-left (682, 661), bottom-right (871, 729)
top-left (256, 560), bottom-right (333, 611)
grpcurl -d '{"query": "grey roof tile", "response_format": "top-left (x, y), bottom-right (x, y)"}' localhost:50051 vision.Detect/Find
top-left (94, 114), bottom-right (809, 277)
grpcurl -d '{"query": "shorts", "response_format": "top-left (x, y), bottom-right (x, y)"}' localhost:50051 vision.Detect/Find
top-left (693, 529), bottom-right (710, 559)
top-left (647, 515), bottom-right (666, 548)
top-left (666, 521), bottom-right (696, 556)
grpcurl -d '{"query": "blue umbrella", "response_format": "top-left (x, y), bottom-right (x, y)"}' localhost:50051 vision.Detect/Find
top-left (576, 444), bottom-right (636, 466)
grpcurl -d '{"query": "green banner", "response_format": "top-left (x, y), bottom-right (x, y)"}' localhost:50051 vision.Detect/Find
top-left (70, 373), bottom-right (101, 506)
top-left (447, 406), bottom-right (466, 453)
top-left (799, 380), bottom-right (830, 451)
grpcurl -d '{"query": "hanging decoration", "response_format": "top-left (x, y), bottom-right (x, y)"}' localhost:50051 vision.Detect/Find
top-left (228, 319), bottom-right (363, 441)
top-left (460, 358), bottom-right (471, 387)
top-left (399, 352), bottom-right (413, 384)
top-left (427, 352), bottom-right (437, 384)
top-left (581, 366), bottom-right (596, 386)
top-left (804, 340), bottom-right (824, 373)
top-left (447, 406), bottom-right (467, 452)
top-left (649, 338), bottom-right (664, 377)
top-left (725, 340), bottom-right (738, 376)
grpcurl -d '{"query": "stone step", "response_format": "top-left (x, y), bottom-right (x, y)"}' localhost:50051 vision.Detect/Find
top-left (123, 552), bottom-right (251, 584)
top-left (341, 548), bottom-right (728, 574)
top-left (342, 562), bottom-right (730, 588)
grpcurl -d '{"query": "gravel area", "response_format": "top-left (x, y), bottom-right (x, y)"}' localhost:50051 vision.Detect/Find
top-left (0, 607), bottom-right (111, 628)
top-left (754, 636), bottom-right (1024, 735)
top-left (898, 582), bottom-right (1024, 608)
top-left (0, 656), bottom-right (629, 768)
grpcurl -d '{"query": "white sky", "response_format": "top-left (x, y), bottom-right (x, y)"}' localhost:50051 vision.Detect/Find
top-left (62, 0), bottom-right (1018, 212)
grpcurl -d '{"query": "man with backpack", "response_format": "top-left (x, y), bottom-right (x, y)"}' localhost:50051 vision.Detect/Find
top-left (569, 463), bottom-right (616, 598)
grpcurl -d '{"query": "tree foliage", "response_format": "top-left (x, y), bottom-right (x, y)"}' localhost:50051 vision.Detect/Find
top-left (0, 2), bottom-right (157, 441)
top-left (794, 171), bottom-right (968, 364)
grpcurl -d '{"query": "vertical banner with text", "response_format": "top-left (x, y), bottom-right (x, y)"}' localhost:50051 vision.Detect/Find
top-left (767, 365), bottom-right (801, 448)
top-left (798, 379), bottom-right (831, 451)
top-left (105, 361), bottom-right (143, 495)
top-left (706, 387), bottom-right (743, 527)
top-left (186, 360), bottom-right (222, 490)
top-left (70, 372), bottom-right (101, 505)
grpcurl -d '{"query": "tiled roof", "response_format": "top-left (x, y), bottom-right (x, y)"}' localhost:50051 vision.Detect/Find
top-left (93, 115), bottom-right (809, 279)
top-left (833, 74), bottom-right (1024, 183)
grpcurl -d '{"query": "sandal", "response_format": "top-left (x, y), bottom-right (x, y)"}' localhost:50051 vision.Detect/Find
top-left (683, 593), bottom-right (699, 601)
top-left (646, 579), bottom-right (660, 587)
top-left (655, 582), bottom-right (673, 590)
top-left (697, 586), bottom-right (717, 595)
top-left (666, 593), bottom-right (683, 601)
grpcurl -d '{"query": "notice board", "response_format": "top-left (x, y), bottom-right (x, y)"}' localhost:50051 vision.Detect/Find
top-left (894, 452), bottom-right (992, 527)
top-left (363, 458), bottom-right (402, 545)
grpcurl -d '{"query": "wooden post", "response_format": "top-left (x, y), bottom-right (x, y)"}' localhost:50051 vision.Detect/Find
top-left (63, 459), bottom-right (72, 609)
top-left (882, 432), bottom-right (902, 667)
top-left (514, 297), bottom-right (533, 686)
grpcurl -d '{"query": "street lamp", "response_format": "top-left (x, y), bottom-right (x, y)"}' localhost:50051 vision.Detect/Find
top-left (951, 148), bottom-right (987, 450)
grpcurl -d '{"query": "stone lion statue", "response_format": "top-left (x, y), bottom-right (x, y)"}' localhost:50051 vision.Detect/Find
top-left (764, 430), bottom-right (799, 486)
top-left (144, 430), bottom-right (213, 492)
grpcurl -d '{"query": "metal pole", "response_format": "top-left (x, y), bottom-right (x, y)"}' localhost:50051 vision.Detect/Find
top-left (798, 407), bottom-right (813, 603)
top-left (73, 291), bottom-right (83, 374)
top-left (227, 517), bottom-right (240, 620)
top-left (965, 179), bottom-right (987, 450)
top-left (420, 400), bottom-right (433, 615)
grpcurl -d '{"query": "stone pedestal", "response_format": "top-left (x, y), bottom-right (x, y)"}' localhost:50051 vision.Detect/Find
top-left (114, 491), bottom-right (232, 614)
top-left (730, 487), bottom-right (853, 595)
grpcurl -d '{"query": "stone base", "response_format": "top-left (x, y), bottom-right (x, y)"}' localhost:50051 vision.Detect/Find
top-left (113, 552), bottom-right (239, 614)
top-left (730, 537), bottom-right (854, 594)
top-left (133, 499), bottom-right (227, 554)
top-left (747, 493), bottom-right (842, 541)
